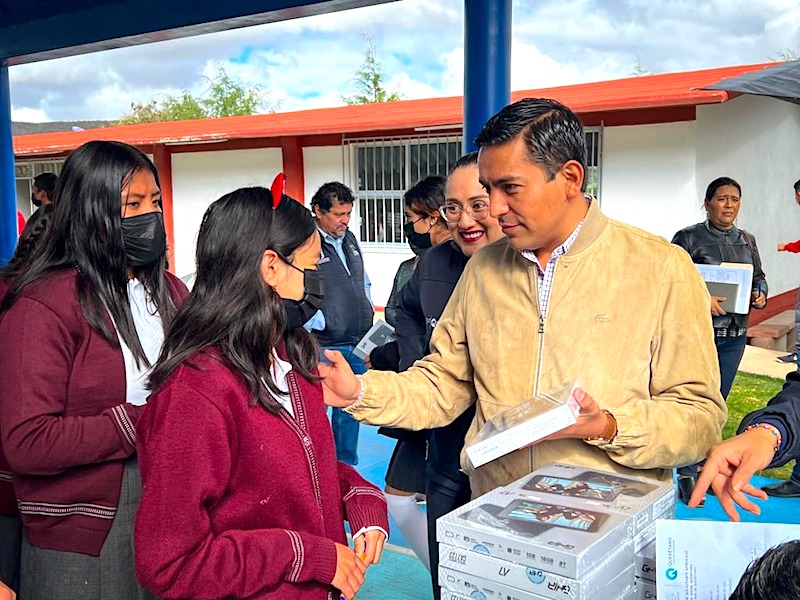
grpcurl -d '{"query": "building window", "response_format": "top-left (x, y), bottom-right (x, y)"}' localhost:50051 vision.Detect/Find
top-left (15, 159), bottom-right (66, 219)
top-left (345, 135), bottom-right (462, 247)
top-left (346, 128), bottom-right (602, 247)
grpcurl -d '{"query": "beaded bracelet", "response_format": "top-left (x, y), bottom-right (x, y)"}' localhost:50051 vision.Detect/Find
top-left (745, 423), bottom-right (782, 453)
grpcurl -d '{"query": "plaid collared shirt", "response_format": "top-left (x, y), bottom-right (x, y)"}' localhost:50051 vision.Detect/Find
top-left (521, 222), bottom-right (583, 319)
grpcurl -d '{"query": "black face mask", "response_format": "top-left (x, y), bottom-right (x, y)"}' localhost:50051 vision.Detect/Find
top-left (283, 267), bottom-right (325, 330)
top-left (121, 212), bottom-right (167, 268)
top-left (403, 220), bottom-right (432, 251)
top-left (31, 194), bottom-right (42, 208)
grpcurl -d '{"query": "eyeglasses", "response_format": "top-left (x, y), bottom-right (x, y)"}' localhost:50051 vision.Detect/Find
top-left (438, 200), bottom-right (490, 223)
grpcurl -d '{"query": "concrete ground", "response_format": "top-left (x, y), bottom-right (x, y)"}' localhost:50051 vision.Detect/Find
top-left (738, 343), bottom-right (796, 380)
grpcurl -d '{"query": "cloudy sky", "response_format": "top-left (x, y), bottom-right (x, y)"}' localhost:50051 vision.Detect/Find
top-left (8, 0), bottom-right (800, 122)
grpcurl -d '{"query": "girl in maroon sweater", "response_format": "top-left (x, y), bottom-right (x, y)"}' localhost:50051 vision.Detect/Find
top-left (135, 183), bottom-right (389, 600)
top-left (0, 204), bottom-right (54, 596)
top-left (0, 141), bottom-right (187, 600)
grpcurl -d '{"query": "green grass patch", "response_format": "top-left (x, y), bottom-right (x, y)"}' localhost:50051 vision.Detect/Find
top-left (727, 371), bottom-right (790, 480)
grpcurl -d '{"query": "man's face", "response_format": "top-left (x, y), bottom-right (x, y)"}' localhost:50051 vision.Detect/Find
top-left (795, 187), bottom-right (800, 206)
top-left (314, 200), bottom-right (352, 238)
top-left (478, 136), bottom-right (580, 254)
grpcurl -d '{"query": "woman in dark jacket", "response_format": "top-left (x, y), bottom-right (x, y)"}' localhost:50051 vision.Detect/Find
top-left (672, 177), bottom-right (767, 399)
top-left (672, 176), bottom-right (767, 504)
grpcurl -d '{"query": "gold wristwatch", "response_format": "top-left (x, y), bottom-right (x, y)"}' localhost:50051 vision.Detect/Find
top-left (585, 409), bottom-right (618, 443)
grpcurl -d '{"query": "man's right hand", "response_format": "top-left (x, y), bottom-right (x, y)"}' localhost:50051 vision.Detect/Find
top-left (331, 542), bottom-right (367, 600)
top-left (319, 349), bottom-right (361, 408)
top-left (778, 243), bottom-right (787, 251)
top-left (710, 295), bottom-right (727, 316)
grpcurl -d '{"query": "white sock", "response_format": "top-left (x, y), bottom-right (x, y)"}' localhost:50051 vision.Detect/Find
top-left (385, 492), bottom-right (430, 571)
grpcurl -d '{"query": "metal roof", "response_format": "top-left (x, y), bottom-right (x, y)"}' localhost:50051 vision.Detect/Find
top-left (0, 0), bottom-right (397, 64)
top-left (12, 62), bottom-right (775, 156)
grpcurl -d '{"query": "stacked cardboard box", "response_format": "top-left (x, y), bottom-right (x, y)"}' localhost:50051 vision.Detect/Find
top-left (437, 463), bottom-right (675, 600)
top-left (634, 541), bottom-right (657, 599)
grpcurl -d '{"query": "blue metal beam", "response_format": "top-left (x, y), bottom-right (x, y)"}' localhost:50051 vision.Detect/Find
top-left (0, 60), bottom-right (15, 265)
top-left (1, 0), bottom-right (398, 65)
top-left (463, 0), bottom-right (512, 152)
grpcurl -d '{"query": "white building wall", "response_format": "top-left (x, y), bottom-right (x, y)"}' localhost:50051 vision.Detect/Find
top-left (171, 148), bottom-right (283, 277)
top-left (600, 121), bottom-right (701, 242)
top-left (696, 95), bottom-right (800, 296)
top-left (303, 146), bottom-right (344, 206)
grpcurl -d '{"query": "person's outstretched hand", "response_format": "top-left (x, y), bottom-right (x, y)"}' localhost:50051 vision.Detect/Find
top-left (319, 349), bottom-right (360, 408)
top-left (689, 427), bottom-right (775, 521)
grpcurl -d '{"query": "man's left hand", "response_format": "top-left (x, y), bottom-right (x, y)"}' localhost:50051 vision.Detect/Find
top-left (751, 292), bottom-right (767, 309)
top-left (544, 389), bottom-right (609, 441)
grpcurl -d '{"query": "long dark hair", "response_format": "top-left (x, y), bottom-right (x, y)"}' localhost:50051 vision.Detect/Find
top-left (0, 205), bottom-right (54, 283)
top-left (0, 141), bottom-right (176, 368)
top-left (148, 187), bottom-right (319, 412)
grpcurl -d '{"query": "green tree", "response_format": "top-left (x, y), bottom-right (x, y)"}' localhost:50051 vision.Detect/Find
top-left (630, 54), bottom-right (655, 77)
top-left (117, 66), bottom-right (270, 125)
top-left (342, 34), bottom-right (403, 105)
top-left (770, 48), bottom-right (800, 62)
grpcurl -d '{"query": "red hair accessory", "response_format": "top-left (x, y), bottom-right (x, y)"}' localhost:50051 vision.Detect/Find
top-left (270, 173), bottom-right (285, 209)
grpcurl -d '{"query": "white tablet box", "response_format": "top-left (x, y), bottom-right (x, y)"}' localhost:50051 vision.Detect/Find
top-left (634, 540), bottom-right (656, 582)
top-left (465, 380), bottom-right (581, 469)
top-left (506, 463), bottom-right (675, 552)
top-left (635, 576), bottom-right (656, 600)
top-left (440, 564), bottom-right (635, 600)
top-left (439, 540), bottom-right (633, 600)
top-left (441, 592), bottom-right (636, 600)
top-left (437, 487), bottom-right (634, 579)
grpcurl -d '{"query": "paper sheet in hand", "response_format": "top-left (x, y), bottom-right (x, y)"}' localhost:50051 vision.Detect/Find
top-left (657, 520), bottom-right (800, 599)
top-left (353, 320), bottom-right (396, 360)
top-left (695, 263), bottom-right (753, 314)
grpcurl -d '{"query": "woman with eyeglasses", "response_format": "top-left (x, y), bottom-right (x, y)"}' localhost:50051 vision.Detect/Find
top-left (134, 182), bottom-right (388, 600)
top-left (0, 141), bottom-right (187, 600)
top-left (408, 152), bottom-right (504, 599)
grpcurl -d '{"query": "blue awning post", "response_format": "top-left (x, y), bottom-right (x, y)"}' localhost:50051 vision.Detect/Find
top-left (0, 60), bottom-right (15, 266)
top-left (463, 0), bottom-right (512, 152)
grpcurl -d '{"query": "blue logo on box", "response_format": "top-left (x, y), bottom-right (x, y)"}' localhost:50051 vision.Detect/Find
top-left (526, 568), bottom-right (546, 585)
top-left (666, 568), bottom-right (678, 581)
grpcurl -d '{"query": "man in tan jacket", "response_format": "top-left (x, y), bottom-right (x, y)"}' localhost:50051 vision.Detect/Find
top-left (321, 97), bottom-right (727, 498)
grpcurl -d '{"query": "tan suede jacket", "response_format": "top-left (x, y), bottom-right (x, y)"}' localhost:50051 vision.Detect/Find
top-left (348, 201), bottom-right (727, 496)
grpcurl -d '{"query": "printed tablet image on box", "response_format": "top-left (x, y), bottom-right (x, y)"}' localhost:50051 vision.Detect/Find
top-left (437, 487), bottom-right (634, 579)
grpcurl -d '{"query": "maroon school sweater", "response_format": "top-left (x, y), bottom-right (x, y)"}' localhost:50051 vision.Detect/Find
top-left (135, 347), bottom-right (389, 600)
top-left (0, 281), bottom-right (15, 516)
top-left (0, 268), bottom-right (187, 554)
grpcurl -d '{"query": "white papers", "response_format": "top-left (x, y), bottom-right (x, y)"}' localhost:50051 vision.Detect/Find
top-left (656, 520), bottom-right (800, 600)
top-left (695, 262), bottom-right (753, 314)
top-left (353, 320), bottom-right (396, 360)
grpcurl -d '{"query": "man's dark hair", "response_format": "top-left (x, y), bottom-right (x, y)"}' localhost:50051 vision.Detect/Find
top-left (310, 181), bottom-right (355, 213)
top-left (729, 541), bottom-right (800, 600)
top-left (794, 179), bottom-right (800, 192)
top-left (403, 175), bottom-right (446, 214)
top-left (33, 172), bottom-right (58, 201)
top-left (474, 98), bottom-right (587, 192)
